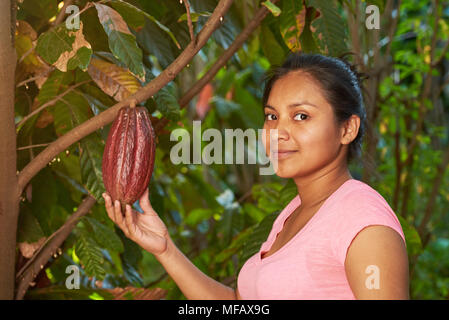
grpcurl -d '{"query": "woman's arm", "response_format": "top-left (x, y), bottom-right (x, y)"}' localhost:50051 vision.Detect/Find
top-left (344, 225), bottom-right (409, 299)
top-left (154, 236), bottom-right (237, 300)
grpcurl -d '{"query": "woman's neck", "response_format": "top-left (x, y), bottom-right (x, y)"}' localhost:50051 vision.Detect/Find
top-left (293, 166), bottom-right (353, 209)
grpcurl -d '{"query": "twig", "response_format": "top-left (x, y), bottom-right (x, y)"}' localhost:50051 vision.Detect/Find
top-left (431, 38), bottom-right (449, 67)
top-left (144, 272), bottom-right (168, 289)
top-left (416, 144), bottom-right (449, 240)
top-left (16, 80), bottom-right (91, 129)
top-left (53, 0), bottom-right (74, 26)
top-left (16, 67), bottom-right (54, 88)
top-left (17, 143), bottom-right (51, 151)
top-left (18, 43), bottom-right (36, 64)
top-left (15, 195), bottom-right (97, 300)
top-left (182, 0), bottom-right (195, 44)
top-left (17, 0), bottom-right (234, 197)
top-left (67, 1), bottom-right (95, 23)
top-left (384, 0), bottom-right (401, 62)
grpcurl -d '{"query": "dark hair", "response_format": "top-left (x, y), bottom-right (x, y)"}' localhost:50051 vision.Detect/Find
top-left (262, 52), bottom-right (367, 164)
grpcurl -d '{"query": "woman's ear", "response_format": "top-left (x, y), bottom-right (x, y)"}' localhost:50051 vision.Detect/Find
top-left (340, 115), bottom-right (360, 145)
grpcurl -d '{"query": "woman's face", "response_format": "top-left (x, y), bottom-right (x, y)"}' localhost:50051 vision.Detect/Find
top-left (263, 70), bottom-right (347, 178)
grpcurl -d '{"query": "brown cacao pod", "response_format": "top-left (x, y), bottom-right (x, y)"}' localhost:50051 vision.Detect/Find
top-left (102, 106), bottom-right (156, 211)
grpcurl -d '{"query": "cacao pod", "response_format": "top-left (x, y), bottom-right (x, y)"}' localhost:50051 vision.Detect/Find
top-left (102, 106), bottom-right (156, 211)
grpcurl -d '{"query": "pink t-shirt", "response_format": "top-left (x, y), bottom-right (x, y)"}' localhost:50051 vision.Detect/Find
top-left (237, 178), bottom-right (406, 299)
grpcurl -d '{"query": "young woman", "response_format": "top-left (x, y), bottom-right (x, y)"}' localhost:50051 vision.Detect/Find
top-left (102, 53), bottom-right (409, 300)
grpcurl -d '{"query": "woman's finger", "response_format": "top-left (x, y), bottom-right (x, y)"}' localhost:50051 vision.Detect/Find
top-left (139, 188), bottom-right (155, 214)
top-left (103, 193), bottom-right (116, 222)
top-left (125, 204), bottom-right (136, 236)
top-left (114, 200), bottom-right (130, 235)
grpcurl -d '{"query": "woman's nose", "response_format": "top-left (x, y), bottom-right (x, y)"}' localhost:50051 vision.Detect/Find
top-left (272, 122), bottom-right (290, 141)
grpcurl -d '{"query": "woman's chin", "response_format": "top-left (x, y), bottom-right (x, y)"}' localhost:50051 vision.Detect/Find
top-left (273, 165), bottom-right (298, 179)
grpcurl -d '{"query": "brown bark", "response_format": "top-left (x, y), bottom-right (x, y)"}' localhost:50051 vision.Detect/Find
top-left (0, 0), bottom-right (18, 300)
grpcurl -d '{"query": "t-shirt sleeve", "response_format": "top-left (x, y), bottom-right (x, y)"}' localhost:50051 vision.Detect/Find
top-left (331, 191), bottom-right (406, 266)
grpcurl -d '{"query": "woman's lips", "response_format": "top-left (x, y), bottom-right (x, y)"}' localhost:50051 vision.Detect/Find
top-left (272, 150), bottom-right (298, 159)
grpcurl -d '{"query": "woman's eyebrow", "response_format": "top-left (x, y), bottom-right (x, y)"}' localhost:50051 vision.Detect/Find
top-left (264, 102), bottom-right (318, 110)
top-left (288, 101), bottom-right (318, 108)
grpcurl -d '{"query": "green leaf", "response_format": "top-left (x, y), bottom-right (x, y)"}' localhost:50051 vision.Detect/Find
top-left (260, 23), bottom-right (287, 66)
top-left (279, 0), bottom-right (305, 51)
top-left (308, 0), bottom-right (348, 56)
top-left (109, 0), bottom-right (180, 49)
top-left (17, 204), bottom-right (45, 243)
top-left (216, 207), bottom-right (244, 246)
top-left (30, 169), bottom-right (70, 236)
top-left (185, 208), bottom-right (214, 227)
top-left (191, 0), bottom-right (242, 49)
top-left (178, 11), bottom-right (212, 22)
top-left (210, 96), bottom-right (240, 119)
top-left (18, 0), bottom-right (58, 22)
top-left (36, 23), bottom-right (92, 72)
top-left (36, 70), bottom-right (74, 105)
top-left (50, 91), bottom-right (93, 137)
top-left (262, 1), bottom-right (282, 17)
top-left (67, 46), bottom-right (93, 71)
top-left (298, 6), bottom-right (320, 53)
top-left (252, 182), bottom-right (286, 213)
top-left (118, 230), bottom-right (144, 286)
top-left (239, 211), bottom-right (279, 268)
top-left (74, 230), bottom-right (106, 280)
top-left (397, 215), bottom-right (423, 257)
top-left (84, 217), bottom-right (124, 253)
top-left (154, 82), bottom-right (181, 121)
top-left (279, 179), bottom-right (298, 207)
top-left (233, 86), bottom-right (264, 129)
top-left (94, 3), bottom-right (145, 78)
top-left (136, 18), bottom-right (177, 69)
top-left (243, 203), bottom-right (266, 223)
top-left (79, 132), bottom-right (106, 204)
top-left (215, 227), bottom-right (253, 263)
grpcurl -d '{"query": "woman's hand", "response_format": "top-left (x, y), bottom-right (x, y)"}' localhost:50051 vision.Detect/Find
top-left (102, 189), bottom-right (169, 257)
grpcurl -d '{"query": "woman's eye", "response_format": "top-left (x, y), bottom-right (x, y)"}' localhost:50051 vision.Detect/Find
top-left (265, 113), bottom-right (277, 121)
top-left (294, 113), bottom-right (308, 121)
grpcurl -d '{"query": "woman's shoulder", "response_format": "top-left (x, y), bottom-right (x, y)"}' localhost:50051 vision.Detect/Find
top-left (336, 179), bottom-right (394, 212)
top-left (328, 178), bottom-right (404, 239)
top-left (328, 179), bottom-right (406, 264)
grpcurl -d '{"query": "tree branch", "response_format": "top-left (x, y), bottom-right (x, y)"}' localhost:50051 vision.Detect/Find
top-left (16, 80), bottom-right (91, 129)
top-left (16, 0), bottom-right (234, 197)
top-left (182, 0), bottom-right (195, 44)
top-left (431, 38), bottom-right (449, 68)
top-left (416, 144), bottom-right (449, 240)
top-left (16, 67), bottom-right (54, 88)
top-left (17, 143), bottom-right (51, 151)
top-left (53, 0), bottom-right (74, 26)
top-left (154, 0), bottom-right (275, 133)
top-left (15, 195), bottom-right (97, 300)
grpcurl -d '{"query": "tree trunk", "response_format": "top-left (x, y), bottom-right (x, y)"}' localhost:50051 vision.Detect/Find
top-left (0, 0), bottom-right (18, 299)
